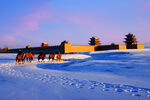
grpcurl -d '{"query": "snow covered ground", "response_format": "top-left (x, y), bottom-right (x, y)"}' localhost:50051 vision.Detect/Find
top-left (0, 49), bottom-right (150, 100)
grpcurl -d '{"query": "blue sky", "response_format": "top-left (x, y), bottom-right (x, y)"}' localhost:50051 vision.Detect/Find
top-left (0, 0), bottom-right (150, 48)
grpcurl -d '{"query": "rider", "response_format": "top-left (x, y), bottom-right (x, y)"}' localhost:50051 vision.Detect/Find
top-left (57, 52), bottom-right (62, 61)
top-left (49, 53), bottom-right (55, 61)
top-left (38, 51), bottom-right (46, 62)
top-left (16, 50), bottom-right (24, 64)
top-left (18, 50), bottom-right (22, 54)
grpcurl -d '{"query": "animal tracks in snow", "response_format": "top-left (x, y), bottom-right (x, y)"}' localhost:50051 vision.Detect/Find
top-left (0, 62), bottom-right (150, 98)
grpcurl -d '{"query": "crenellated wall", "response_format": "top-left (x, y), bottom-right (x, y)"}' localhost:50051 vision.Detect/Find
top-left (64, 43), bottom-right (95, 54)
top-left (127, 44), bottom-right (144, 49)
top-left (136, 44), bottom-right (144, 49)
top-left (7, 45), bottom-right (62, 54)
top-left (6, 43), bottom-right (144, 54)
top-left (63, 44), bottom-right (126, 53)
top-left (95, 44), bottom-right (126, 51)
top-left (118, 45), bottom-right (127, 50)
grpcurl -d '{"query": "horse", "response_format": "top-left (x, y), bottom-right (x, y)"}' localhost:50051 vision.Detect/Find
top-left (56, 52), bottom-right (62, 61)
top-left (38, 53), bottom-right (46, 62)
top-left (16, 53), bottom-right (25, 64)
top-left (49, 53), bottom-right (55, 61)
top-left (24, 52), bottom-right (35, 62)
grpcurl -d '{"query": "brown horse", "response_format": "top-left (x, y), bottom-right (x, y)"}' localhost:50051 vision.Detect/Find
top-left (38, 53), bottom-right (46, 62)
top-left (16, 53), bottom-right (25, 64)
top-left (24, 52), bottom-right (35, 62)
top-left (56, 52), bottom-right (62, 61)
top-left (49, 53), bottom-right (55, 61)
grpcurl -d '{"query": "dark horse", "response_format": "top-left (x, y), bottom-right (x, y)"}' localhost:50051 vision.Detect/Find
top-left (16, 50), bottom-right (25, 64)
top-left (38, 52), bottom-right (46, 62)
top-left (49, 53), bottom-right (55, 61)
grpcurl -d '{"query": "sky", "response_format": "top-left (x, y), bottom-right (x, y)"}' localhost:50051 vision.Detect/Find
top-left (0, 0), bottom-right (150, 48)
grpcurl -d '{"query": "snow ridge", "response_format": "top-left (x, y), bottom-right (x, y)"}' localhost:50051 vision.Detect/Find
top-left (0, 62), bottom-right (150, 99)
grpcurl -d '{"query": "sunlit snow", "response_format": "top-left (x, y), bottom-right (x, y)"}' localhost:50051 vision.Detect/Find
top-left (0, 49), bottom-right (150, 100)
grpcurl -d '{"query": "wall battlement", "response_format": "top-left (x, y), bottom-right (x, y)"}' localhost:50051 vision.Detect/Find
top-left (63, 43), bottom-right (96, 53)
top-left (6, 43), bottom-right (144, 54)
top-left (127, 44), bottom-right (144, 49)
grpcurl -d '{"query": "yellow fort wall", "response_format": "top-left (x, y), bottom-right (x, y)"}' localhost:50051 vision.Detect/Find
top-left (64, 43), bottom-right (95, 53)
top-left (118, 45), bottom-right (127, 50)
top-left (64, 43), bottom-right (127, 53)
top-left (136, 44), bottom-right (144, 49)
top-left (6, 42), bottom-right (144, 54)
top-left (127, 44), bottom-right (144, 49)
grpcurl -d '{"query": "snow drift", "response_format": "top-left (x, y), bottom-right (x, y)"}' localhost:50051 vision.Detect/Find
top-left (0, 49), bottom-right (150, 100)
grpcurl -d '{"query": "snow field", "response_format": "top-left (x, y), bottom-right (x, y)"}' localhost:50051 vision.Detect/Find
top-left (0, 49), bottom-right (150, 100)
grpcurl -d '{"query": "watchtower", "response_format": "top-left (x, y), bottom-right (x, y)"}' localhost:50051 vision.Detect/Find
top-left (89, 36), bottom-right (101, 46)
top-left (124, 33), bottom-right (137, 46)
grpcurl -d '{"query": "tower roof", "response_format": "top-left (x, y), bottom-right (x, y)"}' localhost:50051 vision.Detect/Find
top-left (126, 33), bottom-right (134, 36)
top-left (129, 33), bottom-right (133, 35)
top-left (91, 36), bottom-right (99, 39)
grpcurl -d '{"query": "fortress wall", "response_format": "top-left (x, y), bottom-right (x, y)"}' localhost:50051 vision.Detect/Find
top-left (30, 46), bottom-right (62, 54)
top-left (95, 45), bottom-right (126, 51)
top-left (7, 46), bottom-right (62, 54)
top-left (127, 44), bottom-right (144, 49)
top-left (136, 44), bottom-right (144, 49)
top-left (64, 44), bottom-right (126, 53)
top-left (118, 45), bottom-right (127, 50)
top-left (7, 48), bottom-right (26, 53)
top-left (64, 43), bottom-right (95, 53)
top-left (6, 43), bottom-right (144, 54)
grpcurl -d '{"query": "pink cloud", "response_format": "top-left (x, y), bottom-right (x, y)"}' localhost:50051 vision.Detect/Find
top-left (1, 35), bottom-right (16, 42)
top-left (63, 13), bottom-right (98, 26)
top-left (143, 2), bottom-right (150, 8)
top-left (139, 20), bottom-right (150, 31)
top-left (14, 3), bottom-right (51, 35)
top-left (45, 12), bottom-right (100, 27)
top-left (136, 19), bottom-right (150, 43)
top-left (141, 1), bottom-right (150, 12)
top-left (0, 34), bottom-right (16, 47)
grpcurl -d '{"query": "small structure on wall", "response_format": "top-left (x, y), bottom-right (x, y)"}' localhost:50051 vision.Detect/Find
top-left (26, 45), bottom-right (31, 49)
top-left (61, 40), bottom-right (69, 45)
top-left (0, 47), bottom-right (10, 53)
top-left (41, 42), bottom-right (49, 47)
top-left (89, 36), bottom-right (101, 46)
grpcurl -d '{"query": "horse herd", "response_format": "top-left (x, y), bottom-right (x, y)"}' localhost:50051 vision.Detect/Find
top-left (16, 51), bottom-right (62, 64)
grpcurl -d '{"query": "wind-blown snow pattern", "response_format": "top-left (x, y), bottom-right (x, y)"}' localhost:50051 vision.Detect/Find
top-left (0, 49), bottom-right (150, 100)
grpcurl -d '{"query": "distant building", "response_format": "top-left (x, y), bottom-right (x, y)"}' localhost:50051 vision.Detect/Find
top-left (124, 33), bottom-right (137, 46)
top-left (124, 33), bottom-right (144, 49)
top-left (0, 46), bottom-right (10, 53)
top-left (41, 42), bottom-right (49, 47)
top-left (26, 45), bottom-right (31, 49)
top-left (89, 36), bottom-right (101, 46)
top-left (61, 40), bottom-right (69, 45)
top-left (6, 34), bottom-right (144, 54)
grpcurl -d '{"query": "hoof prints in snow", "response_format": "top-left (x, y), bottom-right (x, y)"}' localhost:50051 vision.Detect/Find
top-left (0, 63), bottom-right (150, 98)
